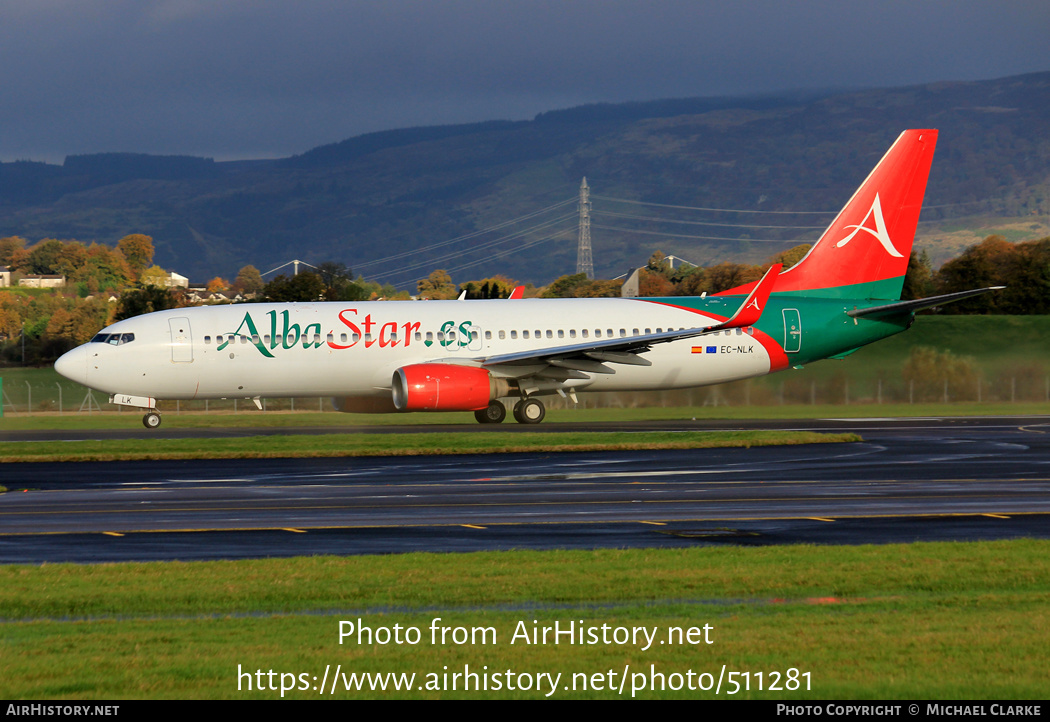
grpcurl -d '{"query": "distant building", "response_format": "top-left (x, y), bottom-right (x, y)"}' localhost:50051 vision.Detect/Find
top-left (0, 266), bottom-right (10, 287)
top-left (84, 293), bottom-right (121, 303)
top-left (19, 274), bottom-right (66, 288)
top-left (185, 289), bottom-right (241, 305)
top-left (165, 271), bottom-right (189, 288)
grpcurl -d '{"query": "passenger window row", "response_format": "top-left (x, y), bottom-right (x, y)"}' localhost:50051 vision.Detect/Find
top-left (197, 326), bottom-right (753, 348)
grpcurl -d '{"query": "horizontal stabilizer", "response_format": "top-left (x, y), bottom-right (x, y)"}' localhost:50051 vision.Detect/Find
top-left (847, 287), bottom-right (1005, 318)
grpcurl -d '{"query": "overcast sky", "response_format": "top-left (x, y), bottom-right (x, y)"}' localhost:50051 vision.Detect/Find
top-left (2, 0), bottom-right (1047, 163)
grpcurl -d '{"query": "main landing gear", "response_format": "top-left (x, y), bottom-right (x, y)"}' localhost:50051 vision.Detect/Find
top-left (142, 411), bottom-right (162, 429)
top-left (512, 398), bottom-right (545, 425)
top-left (474, 401), bottom-right (506, 424)
top-left (473, 398), bottom-right (547, 425)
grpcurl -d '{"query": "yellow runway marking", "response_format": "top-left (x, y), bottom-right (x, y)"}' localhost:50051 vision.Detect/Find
top-left (282, 528), bottom-right (306, 533)
top-left (808, 517), bottom-right (836, 522)
top-left (4, 512), bottom-right (1049, 537)
top-left (461, 524), bottom-right (486, 529)
top-left (640, 521), bottom-right (666, 526)
top-left (982, 514), bottom-right (1010, 519)
top-left (102, 532), bottom-right (124, 537)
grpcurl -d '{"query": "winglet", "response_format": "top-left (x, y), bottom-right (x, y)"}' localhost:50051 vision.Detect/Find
top-left (720, 263), bottom-right (781, 328)
top-left (508, 286), bottom-right (525, 300)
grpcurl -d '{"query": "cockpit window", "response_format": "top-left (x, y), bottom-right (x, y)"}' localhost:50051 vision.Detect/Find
top-left (91, 333), bottom-right (134, 345)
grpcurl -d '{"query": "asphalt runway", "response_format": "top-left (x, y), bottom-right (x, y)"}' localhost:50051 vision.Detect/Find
top-left (2, 415), bottom-right (1049, 562)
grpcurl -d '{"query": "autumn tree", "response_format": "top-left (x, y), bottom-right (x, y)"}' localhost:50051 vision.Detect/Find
top-left (140, 265), bottom-right (169, 287)
top-left (901, 249), bottom-right (934, 301)
top-left (114, 286), bottom-right (182, 321)
top-left (116, 234), bottom-right (155, 278)
top-left (45, 307), bottom-right (75, 339)
top-left (233, 265), bottom-right (265, 296)
top-left (703, 262), bottom-right (763, 294)
top-left (315, 261), bottom-right (370, 301)
top-left (459, 275), bottom-right (518, 299)
top-left (541, 273), bottom-right (621, 298)
top-left (416, 269), bottom-right (457, 299)
top-left (675, 267), bottom-right (709, 296)
top-left (646, 250), bottom-right (671, 275)
top-left (999, 238), bottom-right (1050, 314)
top-left (68, 298), bottom-right (110, 344)
top-left (206, 277), bottom-right (231, 293)
top-left (23, 239), bottom-right (67, 275)
top-left (541, 273), bottom-right (589, 298)
top-left (0, 236), bottom-right (27, 267)
top-left (262, 272), bottom-right (326, 302)
top-left (78, 243), bottom-right (133, 290)
top-left (638, 269), bottom-right (675, 297)
top-left (902, 346), bottom-right (981, 402)
top-left (935, 235), bottom-right (1014, 313)
top-left (0, 303), bottom-right (21, 339)
top-left (766, 243), bottom-right (811, 271)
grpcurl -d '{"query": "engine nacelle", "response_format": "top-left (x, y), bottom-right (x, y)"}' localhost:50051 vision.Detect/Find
top-left (392, 364), bottom-right (509, 411)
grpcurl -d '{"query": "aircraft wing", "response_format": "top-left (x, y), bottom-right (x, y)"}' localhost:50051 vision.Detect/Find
top-left (475, 263), bottom-right (781, 376)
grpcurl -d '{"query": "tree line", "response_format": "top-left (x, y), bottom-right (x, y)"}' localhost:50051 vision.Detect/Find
top-left (1, 232), bottom-right (1047, 365)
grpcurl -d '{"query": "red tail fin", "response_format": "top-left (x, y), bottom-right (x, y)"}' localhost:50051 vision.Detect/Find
top-left (721, 129), bottom-right (938, 300)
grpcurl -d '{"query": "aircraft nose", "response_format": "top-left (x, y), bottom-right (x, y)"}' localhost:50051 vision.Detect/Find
top-left (54, 345), bottom-right (89, 386)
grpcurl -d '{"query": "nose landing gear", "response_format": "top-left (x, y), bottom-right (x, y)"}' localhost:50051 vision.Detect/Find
top-left (142, 411), bottom-right (162, 429)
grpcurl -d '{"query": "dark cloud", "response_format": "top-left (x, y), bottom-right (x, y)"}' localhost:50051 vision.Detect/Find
top-left (2, 0), bottom-right (1047, 161)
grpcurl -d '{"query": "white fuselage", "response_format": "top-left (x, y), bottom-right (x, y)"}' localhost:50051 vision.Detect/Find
top-left (54, 298), bottom-right (775, 405)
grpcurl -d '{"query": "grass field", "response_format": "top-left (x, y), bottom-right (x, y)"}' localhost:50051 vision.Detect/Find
top-left (1, 315), bottom-right (1047, 699)
top-left (0, 429), bottom-right (858, 463)
top-left (1, 542), bottom-right (1047, 699)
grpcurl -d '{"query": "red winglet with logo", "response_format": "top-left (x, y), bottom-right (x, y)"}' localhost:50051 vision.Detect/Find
top-left (718, 263), bottom-right (781, 328)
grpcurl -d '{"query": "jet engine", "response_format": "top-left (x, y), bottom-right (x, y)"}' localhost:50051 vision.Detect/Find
top-left (392, 364), bottom-right (510, 411)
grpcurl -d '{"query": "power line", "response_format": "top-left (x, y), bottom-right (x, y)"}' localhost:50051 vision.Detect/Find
top-left (591, 194), bottom-right (837, 215)
top-left (371, 212), bottom-right (577, 282)
top-left (261, 259), bottom-right (318, 277)
top-left (591, 224), bottom-right (818, 244)
top-left (592, 209), bottom-right (826, 230)
top-left (355, 197), bottom-right (576, 270)
top-left (410, 228), bottom-right (577, 285)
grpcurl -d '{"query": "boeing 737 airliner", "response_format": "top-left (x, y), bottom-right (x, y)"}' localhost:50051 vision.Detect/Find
top-left (55, 129), bottom-right (999, 428)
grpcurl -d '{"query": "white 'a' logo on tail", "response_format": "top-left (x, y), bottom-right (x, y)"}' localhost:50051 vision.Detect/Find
top-left (835, 193), bottom-right (903, 258)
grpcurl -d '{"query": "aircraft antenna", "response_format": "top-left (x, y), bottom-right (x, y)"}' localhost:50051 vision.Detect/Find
top-left (576, 177), bottom-right (593, 278)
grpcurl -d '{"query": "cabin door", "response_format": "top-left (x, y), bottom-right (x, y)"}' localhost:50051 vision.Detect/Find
top-left (782, 309), bottom-right (801, 354)
top-left (169, 317), bottom-right (194, 362)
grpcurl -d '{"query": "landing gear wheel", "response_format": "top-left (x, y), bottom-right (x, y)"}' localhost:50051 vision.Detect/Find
top-left (474, 401), bottom-right (506, 424)
top-left (513, 398), bottom-right (545, 425)
top-left (142, 411), bottom-right (162, 429)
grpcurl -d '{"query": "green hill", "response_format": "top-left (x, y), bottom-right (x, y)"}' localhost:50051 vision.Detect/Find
top-left (1, 72), bottom-right (1048, 287)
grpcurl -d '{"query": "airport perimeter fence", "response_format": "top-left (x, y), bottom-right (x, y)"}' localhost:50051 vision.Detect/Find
top-left (2, 373), bottom-right (1050, 417)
